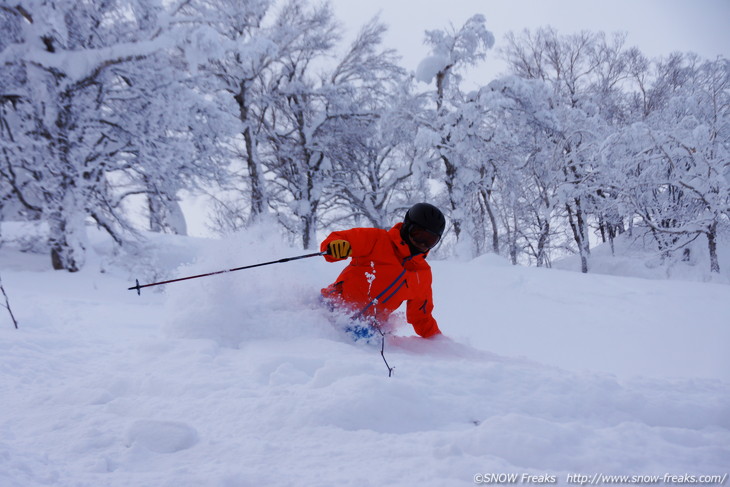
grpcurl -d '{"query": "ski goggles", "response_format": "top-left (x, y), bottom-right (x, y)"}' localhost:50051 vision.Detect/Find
top-left (409, 224), bottom-right (441, 250)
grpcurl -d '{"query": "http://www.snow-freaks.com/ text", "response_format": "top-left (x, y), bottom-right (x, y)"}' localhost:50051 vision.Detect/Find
top-left (473, 473), bottom-right (728, 485)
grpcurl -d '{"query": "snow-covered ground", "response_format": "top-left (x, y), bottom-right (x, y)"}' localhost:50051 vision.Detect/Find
top-left (1, 223), bottom-right (728, 486)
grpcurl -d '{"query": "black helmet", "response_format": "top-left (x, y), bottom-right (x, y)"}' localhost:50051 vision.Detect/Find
top-left (401, 203), bottom-right (446, 252)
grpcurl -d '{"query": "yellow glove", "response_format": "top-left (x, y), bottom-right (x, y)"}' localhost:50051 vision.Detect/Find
top-left (327, 239), bottom-right (352, 260)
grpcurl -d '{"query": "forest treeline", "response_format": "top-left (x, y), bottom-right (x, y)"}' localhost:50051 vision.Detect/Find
top-left (1, 1), bottom-right (728, 274)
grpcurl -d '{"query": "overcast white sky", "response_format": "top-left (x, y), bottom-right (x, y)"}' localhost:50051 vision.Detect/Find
top-left (329, 0), bottom-right (730, 87)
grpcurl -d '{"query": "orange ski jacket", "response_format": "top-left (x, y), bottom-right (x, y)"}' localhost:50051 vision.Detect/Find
top-left (320, 223), bottom-right (441, 338)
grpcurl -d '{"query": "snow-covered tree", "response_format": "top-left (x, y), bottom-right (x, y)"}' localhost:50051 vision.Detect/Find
top-left (500, 27), bottom-right (634, 271)
top-left (1, 1), bottom-right (155, 269)
top-left (174, 0), bottom-right (274, 227)
top-left (261, 6), bottom-right (403, 248)
top-left (326, 86), bottom-right (425, 229)
top-left (256, 0), bottom-right (341, 249)
top-left (415, 14), bottom-right (495, 244)
top-left (609, 56), bottom-right (730, 274)
top-left (481, 76), bottom-right (564, 265)
top-left (115, 59), bottom-right (235, 236)
top-left (323, 19), bottom-right (413, 229)
top-left (0, 0), bottom-right (225, 270)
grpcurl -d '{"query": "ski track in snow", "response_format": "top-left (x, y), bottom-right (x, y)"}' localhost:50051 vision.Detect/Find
top-left (0, 227), bottom-right (728, 486)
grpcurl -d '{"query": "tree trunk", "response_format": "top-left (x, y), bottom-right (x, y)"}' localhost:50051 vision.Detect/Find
top-left (508, 212), bottom-right (518, 265)
top-left (236, 79), bottom-right (268, 219)
top-left (48, 192), bottom-right (86, 272)
top-left (566, 200), bottom-right (589, 273)
top-left (536, 219), bottom-right (550, 267)
top-left (302, 211), bottom-right (317, 250)
top-left (441, 153), bottom-right (461, 239)
top-left (707, 221), bottom-right (720, 274)
top-left (480, 188), bottom-right (500, 254)
top-left (148, 193), bottom-right (187, 235)
top-left (47, 91), bottom-right (86, 272)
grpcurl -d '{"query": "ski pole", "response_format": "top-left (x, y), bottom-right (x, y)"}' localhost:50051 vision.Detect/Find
top-left (128, 250), bottom-right (327, 295)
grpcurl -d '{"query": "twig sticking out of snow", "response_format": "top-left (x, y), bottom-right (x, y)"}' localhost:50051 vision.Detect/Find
top-left (375, 326), bottom-right (394, 377)
top-left (0, 273), bottom-right (19, 329)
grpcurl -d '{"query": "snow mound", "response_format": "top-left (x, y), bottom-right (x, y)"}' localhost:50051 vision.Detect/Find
top-left (125, 420), bottom-right (199, 454)
top-left (553, 232), bottom-right (730, 284)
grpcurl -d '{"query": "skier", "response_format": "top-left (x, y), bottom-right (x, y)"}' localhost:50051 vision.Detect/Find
top-left (320, 203), bottom-right (446, 339)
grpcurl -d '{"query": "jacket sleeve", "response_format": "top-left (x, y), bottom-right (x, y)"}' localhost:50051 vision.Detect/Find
top-left (406, 268), bottom-right (442, 338)
top-left (320, 228), bottom-right (379, 263)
